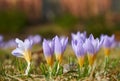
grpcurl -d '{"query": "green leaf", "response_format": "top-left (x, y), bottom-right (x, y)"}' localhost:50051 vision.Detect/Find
top-left (58, 66), bottom-right (63, 75)
top-left (52, 61), bottom-right (59, 76)
top-left (40, 63), bottom-right (48, 76)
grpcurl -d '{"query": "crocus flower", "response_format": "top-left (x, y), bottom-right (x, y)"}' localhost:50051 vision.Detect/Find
top-left (4, 39), bottom-right (17, 49)
top-left (28, 35), bottom-right (41, 45)
top-left (72, 39), bottom-right (86, 67)
top-left (12, 38), bottom-right (33, 75)
top-left (100, 34), bottom-right (115, 56)
top-left (83, 34), bottom-right (101, 66)
top-left (54, 36), bottom-right (68, 64)
top-left (71, 31), bottom-right (86, 42)
top-left (43, 39), bottom-right (54, 67)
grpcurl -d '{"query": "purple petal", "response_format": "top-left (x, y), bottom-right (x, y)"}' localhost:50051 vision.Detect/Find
top-left (15, 38), bottom-right (24, 48)
top-left (72, 39), bottom-right (86, 57)
top-left (100, 34), bottom-right (115, 48)
top-left (54, 36), bottom-right (62, 54)
top-left (76, 42), bottom-right (85, 57)
top-left (80, 31), bottom-right (86, 41)
top-left (43, 39), bottom-right (53, 57)
top-left (12, 48), bottom-right (24, 57)
top-left (33, 35), bottom-right (41, 44)
top-left (3, 39), bottom-right (17, 49)
top-left (93, 38), bottom-right (101, 52)
top-left (104, 39), bottom-right (111, 47)
top-left (47, 39), bottom-right (54, 53)
top-left (24, 39), bottom-right (32, 50)
top-left (60, 37), bottom-right (68, 52)
top-left (71, 33), bottom-right (80, 41)
top-left (110, 35), bottom-right (115, 43)
top-left (89, 34), bottom-right (94, 41)
top-left (71, 31), bottom-right (86, 42)
top-left (12, 38), bottom-right (33, 58)
top-left (83, 39), bottom-right (94, 54)
top-left (28, 35), bottom-right (41, 44)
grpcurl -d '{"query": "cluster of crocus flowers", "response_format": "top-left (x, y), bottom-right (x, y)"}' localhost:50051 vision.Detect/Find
top-left (72, 32), bottom-right (102, 67)
top-left (10, 32), bottom-right (116, 77)
top-left (4, 39), bottom-right (17, 49)
top-left (100, 34), bottom-right (115, 57)
top-left (12, 38), bottom-right (33, 75)
top-left (0, 35), bottom-right (17, 49)
top-left (42, 39), bottom-right (54, 67)
top-left (71, 32), bottom-right (86, 68)
top-left (42, 36), bottom-right (68, 77)
top-left (42, 36), bottom-right (68, 66)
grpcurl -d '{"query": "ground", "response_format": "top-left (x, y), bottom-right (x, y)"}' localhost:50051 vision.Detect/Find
top-left (0, 45), bottom-right (120, 81)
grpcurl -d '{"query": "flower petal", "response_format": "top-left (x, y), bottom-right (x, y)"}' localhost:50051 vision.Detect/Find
top-left (61, 37), bottom-right (68, 52)
top-left (83, 39), bottom-right (94, 54)
top-left (54, 36), bottom-right (62, 54)
top-left (43, 39), bottom-right (53, 57)
top-left (15, 38), bottom-right (24, 48)
top-left (76, 42), bottom-right (85, 57)
top-left (12, 48), bottom-right (24, 57)
top-left (24, 39), bottom-right (32, 50)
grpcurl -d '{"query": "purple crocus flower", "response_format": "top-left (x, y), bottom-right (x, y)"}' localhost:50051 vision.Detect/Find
top-left (83, 34), bottom-right (101, 66)
top-left (12, 38), bottom-right (33, 75)
top-left (72, 39), bottom-right (86, 57)
top-left (72, 39), bottom-right (86, 67)
top-left (4, 39), bottom-right (17, 49)
top-left (100, 34), bottom-right (115, 48)
top-left (71, 31), bottom-right (86, 42)
top-left (54, 36), bottom-right (68, 63)
top-left (28, 35), bottom-right (41, 45)
top-left (100, 34), bottom-right (115, 56)
top-left (84, 34), bottom-right (101, 54)
top-left (43, 39), bottom-right (54, 67)
top-left (12, 38), bottom-right (33, 60)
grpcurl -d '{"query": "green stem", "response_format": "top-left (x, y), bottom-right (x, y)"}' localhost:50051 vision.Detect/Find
top-left (49, 67), bottom-right (52, 79)
top-left (104, 56), bottom-right (109, 70)
top-left (78, 65), bottom-right (81, 78)
top-left (88, 65), bottom-right (92, 76)
top-left (25, 62), bottom-right (30, 75)
top-left (56, 63), bottom-right (60, 76)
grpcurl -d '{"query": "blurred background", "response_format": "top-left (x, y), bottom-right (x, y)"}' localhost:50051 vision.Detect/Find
top-left (0, 0), bottom-right (120, 40)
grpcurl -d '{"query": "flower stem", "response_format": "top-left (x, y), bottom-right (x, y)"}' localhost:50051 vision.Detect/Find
top-left (88, 65), bottom-right (92, 75)
top-left (25, 62), bottom-right (30, 75)
top-left (56, 63), bottom-right (60, 76)
top-left (104, 56), bottom-right (109, 70)
top-left (49, 66), bottom-right (52, 79)
top-left (78, 65), bottom-right (82, 78)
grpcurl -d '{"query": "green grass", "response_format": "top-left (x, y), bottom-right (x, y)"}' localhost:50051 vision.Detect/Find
top-left (0, 45), bottom-right (120, 81)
